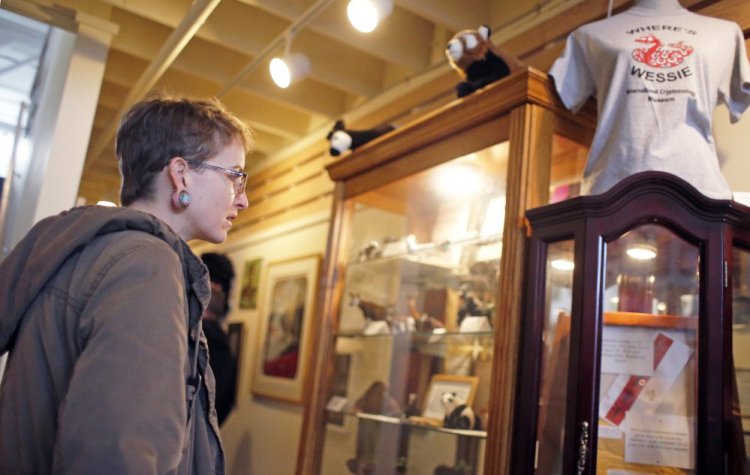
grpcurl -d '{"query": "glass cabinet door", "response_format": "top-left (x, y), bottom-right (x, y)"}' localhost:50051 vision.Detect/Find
top-left (597, 224), bottom-right (699, 473)
top-left (516, 172), bottom-right (750, 474)
top-left (320, 142), bottom-right (508, 474)
top-left (535, 240), bottom-right (575, 473)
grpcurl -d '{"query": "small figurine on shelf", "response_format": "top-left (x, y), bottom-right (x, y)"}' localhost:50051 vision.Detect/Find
top-left (407, 296), bottom-right (445, 333)
top-left (403, 392), bottom-right (421, 418)
top-left (390, 313), bottom-right (416, 334)
top-left (440, 392), bottom-right (481, 430)
top-left (350, 293), bottom-right (394, 334)
top-left (456, 284), bottom-right (492, 326)
top-left (356, 240), bottom-right (382, 262)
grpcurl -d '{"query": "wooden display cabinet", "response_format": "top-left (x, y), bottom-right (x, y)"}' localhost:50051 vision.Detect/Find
top-left (296, 67), bottom-right (595, 474)
top-left (513, 171), bottom-right (750, 474)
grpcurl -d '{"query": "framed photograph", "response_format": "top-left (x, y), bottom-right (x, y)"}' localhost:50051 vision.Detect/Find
top-left (251, 254), bottom-right (321, 403)
top-left (422, 374), bottom-right (479, 422)
top-left (238, 258), bottom-right (262, 310)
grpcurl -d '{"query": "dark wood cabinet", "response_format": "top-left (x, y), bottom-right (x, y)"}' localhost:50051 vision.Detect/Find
top-left (514, 171), bottom-right (750, 474)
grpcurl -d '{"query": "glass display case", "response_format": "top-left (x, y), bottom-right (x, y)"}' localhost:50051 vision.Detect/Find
top-left (514, 171), bottom-right (750, 474)
top-left (296, 68), bottom-right (596, 475)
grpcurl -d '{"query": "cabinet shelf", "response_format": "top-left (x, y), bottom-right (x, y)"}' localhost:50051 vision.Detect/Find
top-left (330, 411), bottom-right (488, 439)
top-left (348, 233), bottom-right (502, 268)
top-left (336, 330), bottom-right (494, 339)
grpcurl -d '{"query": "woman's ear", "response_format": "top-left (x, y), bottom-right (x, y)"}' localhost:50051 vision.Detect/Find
top-left (167, 157), bottom-right (188, 190)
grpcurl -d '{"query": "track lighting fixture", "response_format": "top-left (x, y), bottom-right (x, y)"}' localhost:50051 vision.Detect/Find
top-left (269, 33), bottom-right (310, 89)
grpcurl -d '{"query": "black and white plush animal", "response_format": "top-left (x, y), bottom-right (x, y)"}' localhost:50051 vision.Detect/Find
top-left (326, 119), bottom-right (395, 157)
top-left (440, 392), bottom-right (480, 430)
top-left (445, 24), bottom-right (519, 98)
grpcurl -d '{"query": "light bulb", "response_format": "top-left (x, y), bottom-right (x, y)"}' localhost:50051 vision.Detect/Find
top-left (550, 259), bottom-right (575, 271)
top-left (270, 57), bottom-right (291, 88)
top-left (626, 245), bottom-right (657, 260)
top-left (347, 0), bottom-right (393, 33)
top-left (269, 53), bottom-right (310, 89)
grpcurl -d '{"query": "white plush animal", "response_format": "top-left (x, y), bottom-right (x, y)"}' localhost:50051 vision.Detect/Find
top-left (440, 392), bottom-right (480, 430)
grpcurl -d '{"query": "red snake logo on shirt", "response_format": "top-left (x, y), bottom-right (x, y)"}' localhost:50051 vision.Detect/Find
top-left (632, 35), bottom-right (694, 68)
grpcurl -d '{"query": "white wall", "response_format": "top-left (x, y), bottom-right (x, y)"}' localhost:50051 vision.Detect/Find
top-left (716, 104), bottom-right (750, 196)
top-left (196, 212), bottom-right (330, 475)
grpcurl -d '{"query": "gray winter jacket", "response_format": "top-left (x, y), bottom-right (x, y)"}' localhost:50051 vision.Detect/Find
top-left (0, 206), bottom-right (224, 474)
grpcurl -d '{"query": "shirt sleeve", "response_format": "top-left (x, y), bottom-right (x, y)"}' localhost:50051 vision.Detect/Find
top-left (53, 239), bottom-right (189, 474)
top-left (548, 29), bottom-right (596, 113)
top-left (720, 23), bottom-right (750, 123)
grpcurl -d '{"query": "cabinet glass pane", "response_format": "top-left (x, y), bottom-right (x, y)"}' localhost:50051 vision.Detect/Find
top-left (535, 240), bottom-right (574, 474)
top-left (321, 143), bottom-right (508, 474)
top-left (599, 224), bottom-right (698, 473)
top-left (549, 133), bottom-right (587, 203)
top-left (732, 248), bottom-right (750, 465)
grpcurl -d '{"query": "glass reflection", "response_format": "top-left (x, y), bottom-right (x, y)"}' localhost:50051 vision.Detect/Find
top-left (535, 240), bottom-right (574, 473)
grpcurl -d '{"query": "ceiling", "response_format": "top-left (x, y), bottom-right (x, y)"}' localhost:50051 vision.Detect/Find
top-left (0, 0), bottom-right (598, 206)
top-left (2, 0), bottom-right (742, 209)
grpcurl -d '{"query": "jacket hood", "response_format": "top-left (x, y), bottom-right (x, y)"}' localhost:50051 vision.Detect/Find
top-left (0, 206), bottom-right (209, 354)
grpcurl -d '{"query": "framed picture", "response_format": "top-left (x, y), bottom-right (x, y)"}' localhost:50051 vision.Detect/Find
top-left (251, 254), bottom-right (321, 403)
top-left (238, 258), bottom-right (262, 310)
top-left (422, 374), bottom-right (479, 422)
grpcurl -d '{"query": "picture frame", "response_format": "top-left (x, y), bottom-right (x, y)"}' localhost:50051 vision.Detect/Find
top-left (251, 254), bottom-right (321, 403)
top-left (421, 374), bottom-right (479, 422)
top-left (238, 258), bottom-right (262, 310)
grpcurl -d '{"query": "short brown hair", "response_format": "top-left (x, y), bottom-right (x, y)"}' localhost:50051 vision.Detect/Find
top-left (116, 92), bottom-right (253, 206)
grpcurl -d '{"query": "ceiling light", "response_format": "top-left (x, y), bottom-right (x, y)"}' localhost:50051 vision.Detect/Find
top-left (270, 52), bottom-right (310, 89)
top-left (550, 259), bottom-right (575, 271)
top-left (432, 162), bottom-right (483, 198)
top-left (96, 200), bottom-right (117, 207)
top-left (347, 0), bottom-right (393, 33)
top-left (626, 244), bottom-right (657, 260)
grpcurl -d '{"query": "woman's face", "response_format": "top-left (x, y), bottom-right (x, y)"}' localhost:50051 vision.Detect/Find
top-left (183, 139), bottom-right (248, 243)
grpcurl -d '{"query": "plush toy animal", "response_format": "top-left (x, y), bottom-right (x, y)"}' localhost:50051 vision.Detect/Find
top-left (445, 24), bottom-right (517, 98)
top-left (440, 392), bottom-right (481, 430)
top-left (327, 119), bottom-right (395, 157)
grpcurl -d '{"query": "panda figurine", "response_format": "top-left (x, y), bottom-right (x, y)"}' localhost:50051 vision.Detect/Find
top-left (326, 119), bottom-right (395, 157)
top-left (440, 392), bottom-right (481, 430)
top-left (445, 24), bottom-right (520, 98)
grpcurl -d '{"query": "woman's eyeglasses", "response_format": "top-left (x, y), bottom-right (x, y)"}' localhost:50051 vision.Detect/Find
top-left (186, 160), bottom-right (248, 195)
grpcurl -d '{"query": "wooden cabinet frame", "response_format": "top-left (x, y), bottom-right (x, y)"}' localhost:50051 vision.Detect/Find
top-left (295, 67), bottom-right (595, 474)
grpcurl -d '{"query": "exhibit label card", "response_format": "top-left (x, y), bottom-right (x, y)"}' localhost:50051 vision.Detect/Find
top-left (601, 326), bottom-right (655, 376)
top-left (600, 332), bottom-right (693, 426)
top-left (624, 412), bottom-right (694, 469)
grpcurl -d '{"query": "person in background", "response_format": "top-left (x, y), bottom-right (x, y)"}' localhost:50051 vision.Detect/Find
top-left (201, 252), bottom-right (238, 425)
top-left (0, 92), bottom-right (252, 474)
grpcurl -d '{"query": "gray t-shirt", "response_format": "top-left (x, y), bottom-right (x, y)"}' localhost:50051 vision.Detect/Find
top-left (549, 6), bottom-right (750, 199)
